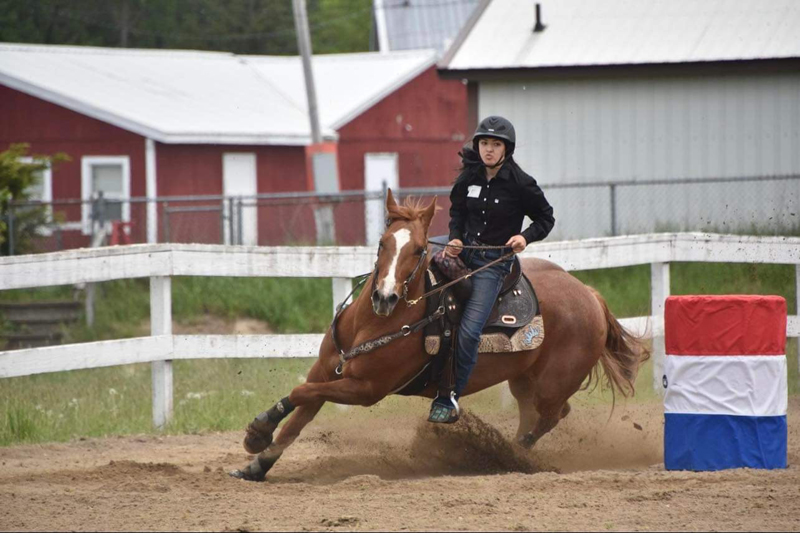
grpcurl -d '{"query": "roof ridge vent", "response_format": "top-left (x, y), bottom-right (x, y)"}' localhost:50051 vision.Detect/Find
top-left (533, 3), bottom-right (546, 33)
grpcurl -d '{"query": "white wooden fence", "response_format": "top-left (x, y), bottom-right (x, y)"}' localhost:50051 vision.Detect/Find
top-left (1, 232), bottom-right (798, 428)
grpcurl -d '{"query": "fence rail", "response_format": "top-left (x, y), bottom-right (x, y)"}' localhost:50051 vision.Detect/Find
top-left (1, 232), bottom-right (798, 428)
top-left (5, 174), bottom-right (799, 254)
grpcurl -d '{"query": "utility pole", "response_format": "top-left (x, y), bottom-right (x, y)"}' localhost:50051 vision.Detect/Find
top-left (119, 0), bottom-right (130, 48)
top-left (291, 0), bottom-right (337, 244)
top-left (292, 0), bottom-right (321, 144)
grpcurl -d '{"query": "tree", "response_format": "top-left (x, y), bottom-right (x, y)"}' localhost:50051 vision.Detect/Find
top-left (0, 144), bottom-right (68, 255)
top-left (0, 0), bottom-right (372, 55)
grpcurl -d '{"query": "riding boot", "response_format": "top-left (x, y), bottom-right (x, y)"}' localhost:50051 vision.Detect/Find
top-left (428, 333), bottom-right (460, 424)
top-left (428, 390), bottom-right (460, 423)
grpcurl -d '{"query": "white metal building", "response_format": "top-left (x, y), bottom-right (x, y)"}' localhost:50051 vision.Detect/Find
top-left (441, 0), bottom-right (800, 240)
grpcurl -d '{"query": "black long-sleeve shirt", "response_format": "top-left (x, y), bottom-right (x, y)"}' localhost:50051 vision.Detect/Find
top-left (448, 162), bottom-right (554, 246)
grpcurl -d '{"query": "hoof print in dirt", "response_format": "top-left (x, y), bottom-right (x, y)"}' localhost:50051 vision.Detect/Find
top-left (320, 516), bottom-right (360, 527)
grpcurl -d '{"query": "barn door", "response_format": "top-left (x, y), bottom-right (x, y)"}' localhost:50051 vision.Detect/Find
top-left (364, 152), bottom-right (398, 246)
top-left (222, 153), bottom-right (257, 245)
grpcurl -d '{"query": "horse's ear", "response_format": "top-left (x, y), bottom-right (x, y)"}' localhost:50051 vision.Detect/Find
top-left (419, 196), bottom-right (438, 229)
top-left (385, 188), bottom-right (398, 211)
top-left (384, 189), bottom-right (399, 227)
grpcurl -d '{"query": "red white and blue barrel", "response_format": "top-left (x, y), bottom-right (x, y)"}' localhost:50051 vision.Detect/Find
top-left (663, 295), bottom-right (788, 471)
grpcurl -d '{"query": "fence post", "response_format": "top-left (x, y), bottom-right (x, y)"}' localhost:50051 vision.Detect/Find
top-left (381, 179), bottom-right (388, 227)
top-left (651, 261), bottom-right (671, 395)
top-left (331, 277), bottom-right (352, 318)
top-left (609, 183), bottom-right (618, 236)
top-left (162, 202), bottom-right (170, 243)
top-left (7, 206), bottom-right (14, 256)
top-left (228, 197), bottom-right (236, 245)
top-left (150, 275), bottom-right (173, 429)
top-left (85, 284), bottom-right (95, 327)
top-left (219, 198), bottom-right (226, 244)
top-left (237, 197), bottom-right (244, 245)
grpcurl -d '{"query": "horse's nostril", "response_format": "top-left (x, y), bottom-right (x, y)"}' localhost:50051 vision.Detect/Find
top-left (388, 294), bottom-right (399, 305)
top-left (371, 290), bottom-right (380, 303)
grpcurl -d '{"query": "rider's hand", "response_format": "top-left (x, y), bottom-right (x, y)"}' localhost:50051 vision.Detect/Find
top-left (505, 234), bottom-right (527, 254)
top-left (445, 239), bottom-right (463, 257)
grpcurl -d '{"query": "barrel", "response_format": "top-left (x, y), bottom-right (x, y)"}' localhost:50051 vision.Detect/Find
top-left (663, 295), bottom-right (788, 471)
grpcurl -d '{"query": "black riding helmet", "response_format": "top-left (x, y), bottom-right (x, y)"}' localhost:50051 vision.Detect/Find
top-left (472, 115), bottom-right (516, 158)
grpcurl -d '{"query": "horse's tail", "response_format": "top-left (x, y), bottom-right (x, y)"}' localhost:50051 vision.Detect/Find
top-left (585, 287), bottom-right (651, 402)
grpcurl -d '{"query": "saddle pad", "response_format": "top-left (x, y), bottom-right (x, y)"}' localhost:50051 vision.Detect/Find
top-left (477, 315), bottom-right (544, 353)
top-left (425, 315), bottom-right (544, 355)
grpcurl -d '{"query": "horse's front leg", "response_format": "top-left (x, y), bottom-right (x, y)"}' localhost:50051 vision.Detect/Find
top-left (230, 400), bottom-right (324, 481)
top-left (230, 370), bottom-right (384, 482)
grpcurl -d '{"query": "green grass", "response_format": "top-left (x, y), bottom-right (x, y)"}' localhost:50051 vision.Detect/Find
top-left (571, 262), bottom-right (796, 318)
top-left (0, 277), bottom-right (335, 344)
top-left (0, 262), bottom-right (797, 446)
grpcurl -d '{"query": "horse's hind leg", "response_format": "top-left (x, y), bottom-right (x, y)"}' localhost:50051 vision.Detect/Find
top-left (509, 373), bottom-right (572, 444)
top-left (518, 399), bottom-right (571, 449)
top-left (508, 373), bottom-right (539, 443)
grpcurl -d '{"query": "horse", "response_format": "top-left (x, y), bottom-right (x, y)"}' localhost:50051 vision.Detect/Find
top-left (230, 190), bottom-right (650, 481)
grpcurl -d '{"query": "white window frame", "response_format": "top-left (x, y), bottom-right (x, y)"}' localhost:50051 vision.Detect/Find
top-left (19, 156), bottom-right (53, 236)
top-left (81, 156), bottom-right (131, 235)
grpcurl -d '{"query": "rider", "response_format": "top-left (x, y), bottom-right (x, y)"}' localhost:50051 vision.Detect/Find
top-left (428, 115), bottom-right (555, 423)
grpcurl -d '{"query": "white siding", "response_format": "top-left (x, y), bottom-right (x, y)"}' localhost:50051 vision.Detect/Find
top-left (480, 73), bottom-right (800, 240)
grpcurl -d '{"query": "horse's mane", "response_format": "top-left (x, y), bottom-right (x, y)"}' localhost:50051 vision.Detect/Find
top-left (386, 196), bottom-right (440, 222)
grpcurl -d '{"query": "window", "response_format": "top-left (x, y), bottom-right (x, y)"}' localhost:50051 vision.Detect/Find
top-left (81, 156), bottom-right (131, 234)
top-left (19, 156), bottom-right (53, 235)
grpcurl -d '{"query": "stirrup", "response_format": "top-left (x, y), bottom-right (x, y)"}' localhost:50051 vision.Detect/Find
top-left (427, 392), bottom-right (460, 424)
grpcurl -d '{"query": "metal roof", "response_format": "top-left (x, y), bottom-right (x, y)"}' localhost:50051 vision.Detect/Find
top-left (244, 51), bottom-right (436, 130)
top-left (444, 0), bottom-right (800, 71)
top-left (0, 43), bottom-right (437, 145)
top-left (376, 0), bottom-right (480, 54)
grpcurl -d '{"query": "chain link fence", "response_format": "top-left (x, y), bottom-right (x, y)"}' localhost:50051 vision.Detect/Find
top-left (3, 175), bottom-right (798, 255)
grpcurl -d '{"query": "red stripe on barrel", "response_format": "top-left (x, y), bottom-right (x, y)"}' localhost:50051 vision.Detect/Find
top-left (665, 295), bottom-right (786, 356)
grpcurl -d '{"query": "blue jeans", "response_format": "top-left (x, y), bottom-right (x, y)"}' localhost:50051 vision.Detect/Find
top-left (452, 241), bottom-right (513, 398)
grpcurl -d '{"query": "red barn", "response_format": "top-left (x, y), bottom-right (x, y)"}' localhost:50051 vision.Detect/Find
top-left (0, 44), bottom-right (467, 249)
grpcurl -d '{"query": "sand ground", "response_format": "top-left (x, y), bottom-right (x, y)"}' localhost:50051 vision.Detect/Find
top-left (1, 398), bottom-right (798, 532)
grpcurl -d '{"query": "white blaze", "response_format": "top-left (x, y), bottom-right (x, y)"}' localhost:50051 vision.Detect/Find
top-left (379, 228), bottom-right (411, 298)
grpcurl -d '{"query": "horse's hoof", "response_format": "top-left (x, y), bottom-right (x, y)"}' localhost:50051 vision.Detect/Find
top-left (517, 433), bottom-right (536, 449)
top-left (243, 431), bottom-right (272, 455)
top-left (228, 469), bottom-right (265, 482)
top-left (243, 417), bottom-right (275, 454)
top-left (228, 461), bottom-right (266, 482)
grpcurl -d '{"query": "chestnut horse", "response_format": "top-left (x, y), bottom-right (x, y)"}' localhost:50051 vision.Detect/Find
top-left (231, 191), bottom-right (649, 481)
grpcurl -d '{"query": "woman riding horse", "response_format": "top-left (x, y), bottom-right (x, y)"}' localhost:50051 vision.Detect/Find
top-left (429, 115), bottom-right (555, 423)
top-left (231, 147), bottom-right (648, 484)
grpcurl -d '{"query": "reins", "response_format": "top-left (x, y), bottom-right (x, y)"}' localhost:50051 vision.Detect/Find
top-left (330, 241), bottom-right (515, 375)
top-left (406, 244), bottom-right (515, 307)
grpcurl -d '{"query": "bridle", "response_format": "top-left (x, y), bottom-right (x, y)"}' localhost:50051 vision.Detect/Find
top-left (330, 236), bottom-right (435, 375)
top-left (369, 242), bottom-right (428, 307)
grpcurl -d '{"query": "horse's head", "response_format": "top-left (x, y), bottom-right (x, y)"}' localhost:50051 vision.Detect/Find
top-left (371, 189), bottom-right (438, 317)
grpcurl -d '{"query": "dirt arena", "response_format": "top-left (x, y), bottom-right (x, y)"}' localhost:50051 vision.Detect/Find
top-left (1, 397), bottom-right (798, 532)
